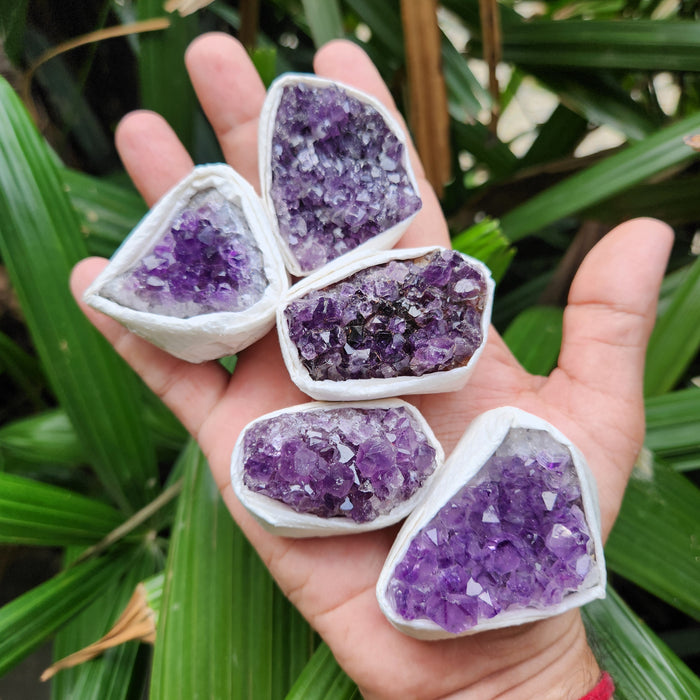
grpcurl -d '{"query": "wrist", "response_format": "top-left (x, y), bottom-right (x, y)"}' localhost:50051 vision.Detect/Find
top-left (440, 611), bottom-right (601, 700)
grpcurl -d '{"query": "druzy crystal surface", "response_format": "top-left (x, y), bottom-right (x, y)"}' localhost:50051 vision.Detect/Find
top-left (102, 189), bottom-right (269, 318)
top-left (387, 428), bottom-right (595, 634)
top-left (270, 83), bottom-right (422, 273)
top-left (242, 406), bottom-right (438, 522)
top-left (284, 249), bottom-right (487, 381)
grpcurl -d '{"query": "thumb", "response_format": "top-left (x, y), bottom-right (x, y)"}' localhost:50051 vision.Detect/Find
top-left (558, 218), bottom-right (674, 407)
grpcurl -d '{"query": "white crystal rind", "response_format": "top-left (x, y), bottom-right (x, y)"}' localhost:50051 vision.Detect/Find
top-left (83, 164), bottom-right (289, 363)
top-left (276, 246), bottom-right (495, 401)
top-left (258, 73), bottom-right (422, 277)
top-left (376, 406), bottom-right (607, 640)
top-left (230, 398), bottom-right (445, 537)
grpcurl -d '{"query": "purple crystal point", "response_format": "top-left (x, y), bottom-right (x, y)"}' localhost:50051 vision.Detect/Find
top-left (284, 249), bottom-right (488, 382)
top-left (102, 189), bottom-right (269, 318)
top-left (386, 428), bottom-right (596, 635)
top-left (270, 82), bottom-right (422, 273)
top-left (241, 405), bottom-right (438, 523)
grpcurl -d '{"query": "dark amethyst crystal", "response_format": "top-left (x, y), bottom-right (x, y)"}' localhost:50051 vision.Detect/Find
top-left (102, 189), bottom-right (269, 318)
top-left (387, 428), bottom-right (594, 634)
top-left (241, 406), bottom-right (438, 522)
top-left (270, 82), bottom-right (422, 273)
top-left (283, 249), bottom-right (488, 381)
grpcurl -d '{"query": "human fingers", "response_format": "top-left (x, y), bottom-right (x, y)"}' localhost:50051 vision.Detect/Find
top-left (313, 40), bottom-right (449, 249)
top-left (115, 110), bottom-right (194, 207)
top-left (185, 33), bottom-right (266, 189)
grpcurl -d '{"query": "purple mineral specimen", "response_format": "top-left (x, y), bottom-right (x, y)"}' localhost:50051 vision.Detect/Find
top-left (241, 406), bottom-right (438, 522)
top-left (386, 428), bottom-right (595, 634)
top-left (102, 189), bottom-right (269, 318)
top-left (283, 249), bottom-right (488, 381)
top-left (270, 82), bottom-right (422, 273)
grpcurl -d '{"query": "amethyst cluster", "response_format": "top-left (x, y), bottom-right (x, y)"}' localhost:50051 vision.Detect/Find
top-left (102, 190), bottom-right (269, 318)
top-left (386, 428), bottom-right (595, 634)
top-left (270, 83), bottom-right (422, 273)
top-left (283, 249), bottom-right (488, 381)
top-left (241, 405), bottom-right (438, 523)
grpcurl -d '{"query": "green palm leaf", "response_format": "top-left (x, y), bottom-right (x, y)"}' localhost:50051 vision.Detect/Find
top-left (0, 473), bottom-right (128, 546)
top-left (149, 442), bottom-right (278, 698)
top-left (605, 456), bottom-right (700, 622)
top-left (0, 77), bottom-right (159, 512)
top-left (0, 551), bottom-right (134, 676)
top-left (583, 587), bottom-right (700, 699)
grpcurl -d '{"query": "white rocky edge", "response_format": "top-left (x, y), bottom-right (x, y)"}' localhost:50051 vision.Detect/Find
top-left (258, 72), bottom-right (422, 277)
top-left (230, 398), bottom-right (445, 537)
top-left (376, 406), bottom-right (607, 640)
top-left (83, 164), bottom-right (289, 363)
top-left (276, 246), bottom-right (495, 401)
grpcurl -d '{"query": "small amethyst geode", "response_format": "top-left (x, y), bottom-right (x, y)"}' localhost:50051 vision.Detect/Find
top-left (83, 164), bottom-right (288, 363)
top-left (376, 408), bottom-right (606, 639)
top-left (231, 400), bottom-right (444, 536)
top-left (259, 74), bottom-right (422, 276)
top-left (278, 246), bottom-right (494, 401)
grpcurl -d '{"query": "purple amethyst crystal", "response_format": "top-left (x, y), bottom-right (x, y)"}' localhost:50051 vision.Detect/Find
top-left (241, 406), bottom-right (438, 522)
top-left (269, 82), bottom-right (422, 273)
top-left (386, 428), bottom-right (595, 634)
top-left (102, 189), bottom-right (269, 318)
top-left (283, 249), bottom-right (488, 381)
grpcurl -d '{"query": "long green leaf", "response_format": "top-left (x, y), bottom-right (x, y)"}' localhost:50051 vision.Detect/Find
top-left (583, 175), bottom-right (700, 227)
top-left (143, 556), bottom-right (315, 699)
top-left (644, 253), bottom-right (700, 397)
top-left (344, 0), bottom-right (404, 57)
top-left (531, 68), bottom-right (659, 142)
top-left (0, 77), bottom-right (159, 512)
top-left (500, 20), bottom-right (700, 72)
top-left (520, 104), bottom-right (589, 169)
top-left (137, 0), bottom-right (197, 153)
top-left (150, 441), bottom-right (275, 699)
top-left (583, 587), bottom-right (700, 699)
top-left (502, 306), bottom-right (563, 376)
top-left (450, 218), bottom-right (514, 283)
top-left (61, 168), bottom-right (147, 258)
top-left (51, 545), bottom-right (160, 700)
top-left (645, 387), bottom-right (700, 472)
top-left (0, 401), bottom-right (186, 473)
top-left (441, 34), bottom-right (487, 121)
top-left (0, 551), bottom-right (132, 676)
top-left (272, 587), bottom-right (317, 699)
top-left (0, 472), bottom-right (126, 546)
top-left (284, 643), bottom-right (358, 700)
top-left (452, 120), bottom-right (519, 179)
top-left (0, 408), bottom-right (85, 468)
top-left (605, 456), bottom-right (700, 621)
top-left (301, 0), bottom-right (344, 48)
top-left (0, 0), bottom-right (27, 63)
top-left (499, 112), bottom-right (700, 241)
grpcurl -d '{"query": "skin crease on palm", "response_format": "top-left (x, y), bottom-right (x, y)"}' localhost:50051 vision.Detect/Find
top-left (70, 33), bottom-right (674, 700)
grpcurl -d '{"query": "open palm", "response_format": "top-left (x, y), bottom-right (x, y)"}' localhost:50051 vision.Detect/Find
top-left (71, 34), bottom-right (673, 699)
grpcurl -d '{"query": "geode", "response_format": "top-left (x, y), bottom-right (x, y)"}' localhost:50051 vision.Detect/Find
top-left (230, 399), bottom-right (444, 537)
top-left (376, 407), bottom-right (606, 639)
top-left (259, 74), bottom-right (422, 276)
top-left (83, 164), bottom-right (288, 363)
top-left (277, 246), bottom-right (494, 401)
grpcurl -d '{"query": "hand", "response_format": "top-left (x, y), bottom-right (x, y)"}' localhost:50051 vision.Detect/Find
top-left (70, 33), bottom-right (673, 700)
